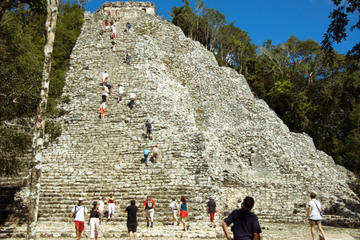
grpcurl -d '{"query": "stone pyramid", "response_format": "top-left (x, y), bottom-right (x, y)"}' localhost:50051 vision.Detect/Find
top-left (0, 2), bottom-right (359, 239)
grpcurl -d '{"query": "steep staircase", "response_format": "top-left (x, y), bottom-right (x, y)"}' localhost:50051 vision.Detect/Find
top-left (1, 3), bottom-right (360, 240)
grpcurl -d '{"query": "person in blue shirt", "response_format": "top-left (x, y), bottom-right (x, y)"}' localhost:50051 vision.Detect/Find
top-left (144, 149), bottom-right (149, 166)
top-left (222, 196), bottom-right (261, 240)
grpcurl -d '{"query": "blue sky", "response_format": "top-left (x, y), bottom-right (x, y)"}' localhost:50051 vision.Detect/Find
top-left (84, 0), bottom-right (359, 54)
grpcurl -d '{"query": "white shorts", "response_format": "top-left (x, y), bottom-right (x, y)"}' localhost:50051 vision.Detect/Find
top-left (145, 208), bottom-right (154, 220)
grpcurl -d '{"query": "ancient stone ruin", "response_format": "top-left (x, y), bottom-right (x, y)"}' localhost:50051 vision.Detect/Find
top-left (0, 2), bottom-right (359, 239)
top-left (97, 1), bottom-right (156, 16)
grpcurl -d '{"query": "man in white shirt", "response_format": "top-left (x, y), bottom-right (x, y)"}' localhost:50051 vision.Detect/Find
top-left (169, 198), bottom-right (179, 225)
top-left (305, 192), bottom-right (327, 240)
top-left (69, 198), bottom-right (88, 240)
top-left (117, 84), bottom-right (124, 102)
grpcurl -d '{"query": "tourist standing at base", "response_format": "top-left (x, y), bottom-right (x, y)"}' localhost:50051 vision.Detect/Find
top-left (89, 201), bottom-right (101, 240)
top-left (169, 198), bottom-right (179, 225)
top-left (305, 192), bottom-right (327, 240)
top-left (222, 196), bottom-right (261, 240)
top-left (99, 197), bottom-right (105, 219)
top-left (125, 200), bottom-right (138, 240)
top-left (179, 196), bottom-right (189, 231)
top-left (207, 197), bottom-right (217, 228)
top-left (69, 198), bottom-right (88, 240)
top-left (143, 196), bottom-right (155, 227)
top-left (107, 193), bottom-right (116, 219)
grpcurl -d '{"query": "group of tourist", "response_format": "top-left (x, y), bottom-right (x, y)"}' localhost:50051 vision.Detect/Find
top-left (101, 18), bottom-right (132, 53)
top-left (69, 195), bottom-right (198, 240)
top-left (99, 70), bottom-right (136, 119)
top-left (69, 192), bottom-right (326, 240)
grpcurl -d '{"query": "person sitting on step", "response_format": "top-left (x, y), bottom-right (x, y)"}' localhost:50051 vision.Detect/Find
top-left (125, 53), bottom-right (131, 65)
top-left (125, 22), bottom-right (131, 32)
top-left (128, 92), bottom-right (136, 110)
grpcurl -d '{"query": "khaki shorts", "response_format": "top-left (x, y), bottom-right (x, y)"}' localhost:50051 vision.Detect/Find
top-left (145, 208), bottom-right (154, 220)
top-left (309, 219), bottom-right (321, 225)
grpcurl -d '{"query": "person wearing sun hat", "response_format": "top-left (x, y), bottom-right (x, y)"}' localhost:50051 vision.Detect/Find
top-left (69, 198), bottom-right (88, 240)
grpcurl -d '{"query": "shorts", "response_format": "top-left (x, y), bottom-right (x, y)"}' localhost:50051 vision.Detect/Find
top-left (100, 108), bottom-right (105, 115)
top-left (309, 219), bottom-right (321, 225)
top-left (210, 212), bottom-right (215, 221)
top-left (146, 128), bottom-right (152, 134)
top-left (127, 223), bottom-right (137, 233)
top-left (145, 208), bottom-right (154, 219)
top-left (180, 210), bottom-right (188, 218)
top-left (75, 221), bottom-right (85, 231)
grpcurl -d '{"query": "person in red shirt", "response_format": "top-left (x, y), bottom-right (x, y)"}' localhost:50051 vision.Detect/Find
top-left (143, 196), bottom-right (155, 227)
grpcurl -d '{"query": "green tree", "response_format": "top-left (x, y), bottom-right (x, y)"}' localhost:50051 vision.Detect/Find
top-left (322, 0), bottom-right (360, 59)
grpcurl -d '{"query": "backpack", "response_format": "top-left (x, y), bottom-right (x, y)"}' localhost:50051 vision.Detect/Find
top-left (171, 201), bottom-right (178, 211)
top-left (147, 200), bottom-right (153, 209)
top-left (73, 206), bottom-right (83, 219)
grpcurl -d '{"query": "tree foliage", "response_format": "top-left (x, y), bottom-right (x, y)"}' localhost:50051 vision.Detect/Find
top-left (322, 0), bottom-right (360, 59)
top-left (0, 0), bottom-right (84, 175)
top-left (172, 2), bottom-right (360, 175)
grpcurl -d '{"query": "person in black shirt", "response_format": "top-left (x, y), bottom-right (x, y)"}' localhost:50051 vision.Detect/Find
top-left (89, 201), bottom-right (101, 240)
top-left (125, 200), bottom-right (138, 240)
top-left (207, 197), bottom-right (217, 228)
top-left (145, 120), bottom-right (152, 139)
top-left (222, 196), bottom-right (261, 240)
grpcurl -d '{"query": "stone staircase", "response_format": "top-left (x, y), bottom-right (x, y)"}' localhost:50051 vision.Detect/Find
top-left (1, 3), bottom-right (360, 239)
top-left (35, 9), bottom-right (213, 227)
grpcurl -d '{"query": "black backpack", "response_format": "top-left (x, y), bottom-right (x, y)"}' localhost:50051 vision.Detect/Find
top-left (73, 206), bottom-right (83, 219)
top-left (147, 200), bottom-right (153, 209)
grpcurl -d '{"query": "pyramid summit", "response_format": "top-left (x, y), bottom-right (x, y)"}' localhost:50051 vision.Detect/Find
top-left (0, 2), bottom-right (359, 239)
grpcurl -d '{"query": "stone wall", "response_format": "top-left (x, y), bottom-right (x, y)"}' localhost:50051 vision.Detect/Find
top-left (97, 1), bottom-right (156, 16)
